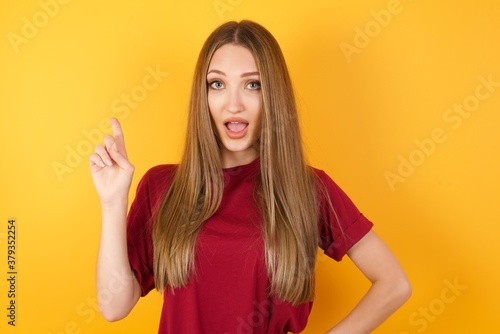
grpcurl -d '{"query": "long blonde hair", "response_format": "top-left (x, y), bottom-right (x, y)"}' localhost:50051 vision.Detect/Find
top-left (153, 20), bottom-right (319, 305)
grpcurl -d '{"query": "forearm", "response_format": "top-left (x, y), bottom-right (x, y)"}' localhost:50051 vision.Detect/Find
top-left (324, 230), bottom-right (412, 333)
top-left (96, 199), bottom-right (140, 321)
top-left (326, 278), bottom-right (411, 334)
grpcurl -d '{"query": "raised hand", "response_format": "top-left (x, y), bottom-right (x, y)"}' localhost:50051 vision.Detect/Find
top-left (90, 118), bottom-right (135, 205)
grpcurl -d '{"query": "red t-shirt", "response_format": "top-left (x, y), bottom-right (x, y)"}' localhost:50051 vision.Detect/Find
top-left (126, 158), bottom-right (373, 333)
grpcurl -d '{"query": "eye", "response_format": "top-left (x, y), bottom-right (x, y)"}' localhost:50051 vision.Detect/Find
top-left (209, 80), bottom-right (224, 90)
top-left (247, 81), bottom-right (261, 90)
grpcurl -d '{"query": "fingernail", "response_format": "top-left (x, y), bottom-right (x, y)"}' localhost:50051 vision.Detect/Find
top-left (106, 159), bottom-right (113, 166)
top-left (99, 161), bottom-right (106, 168)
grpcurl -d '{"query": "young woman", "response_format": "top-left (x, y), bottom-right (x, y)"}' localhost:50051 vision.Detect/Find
top-left (90, 20), bottom-right (411, 333)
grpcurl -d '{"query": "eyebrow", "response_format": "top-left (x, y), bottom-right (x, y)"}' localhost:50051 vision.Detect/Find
top-left (207, 69), bottom-right (260, 78)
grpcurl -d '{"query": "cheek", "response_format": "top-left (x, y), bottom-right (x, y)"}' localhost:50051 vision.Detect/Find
top-left (241, 92), bottom-right (261, 114)
top-left (251, 97), bottom-right (263, 124)
top-left (207, 93), bottom-right (219, 120)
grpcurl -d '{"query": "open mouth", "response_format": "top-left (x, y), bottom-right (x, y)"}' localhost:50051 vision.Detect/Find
top-left (225, 122), bottom-right (248, 132)
top-left (223, 121), bottom-right (249, 139)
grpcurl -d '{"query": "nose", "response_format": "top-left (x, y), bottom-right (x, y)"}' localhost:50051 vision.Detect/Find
top-left (226, 87), bottom-right (244, 113)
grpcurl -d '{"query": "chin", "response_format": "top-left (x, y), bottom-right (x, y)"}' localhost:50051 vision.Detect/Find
top-left (221, 139), bottom-right (257, 154)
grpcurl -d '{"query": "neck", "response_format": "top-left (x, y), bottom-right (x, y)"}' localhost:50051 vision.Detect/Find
top-left (220, 148), bottom-right (259, 168)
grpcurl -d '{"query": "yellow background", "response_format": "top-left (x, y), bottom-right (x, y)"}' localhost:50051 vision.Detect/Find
top-left (1, 0), bottom-right (499, 333)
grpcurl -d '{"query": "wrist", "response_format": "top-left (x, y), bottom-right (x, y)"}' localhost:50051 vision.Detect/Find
top-left (100, 196), bottom-right (129, 211)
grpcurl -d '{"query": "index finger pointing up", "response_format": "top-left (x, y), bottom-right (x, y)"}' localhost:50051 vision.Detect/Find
top-left (110, 117), bottom-right (128, 159)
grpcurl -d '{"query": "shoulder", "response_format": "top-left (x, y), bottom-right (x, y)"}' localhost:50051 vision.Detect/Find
top-left (309, 166), bottom-right (329, 180)
top-left (308, 166), bottom-right (339, 193)
top-left (129, 164), bottom-right (178, 219)
top-left (134, 164), bottom-right (178, 199)
top-left (308, 166), bottom-right (356, 211)
top-left (139, 164), bottom-right (178, 186)
top-left (141, 164), bottom-right (178, 182)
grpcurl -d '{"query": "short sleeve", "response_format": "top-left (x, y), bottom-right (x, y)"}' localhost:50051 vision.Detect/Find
top-left (127, 165), bottom-right (176, 297)
top-left (314, 169), bottom-right (373, 261)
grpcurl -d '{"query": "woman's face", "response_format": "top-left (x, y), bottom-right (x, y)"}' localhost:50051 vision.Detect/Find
top-left (207, 44), bottom-right (263, 168)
